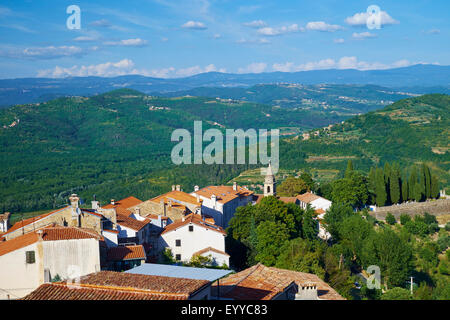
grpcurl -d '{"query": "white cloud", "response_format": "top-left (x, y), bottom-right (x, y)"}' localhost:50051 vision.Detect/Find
top-left (238, 62), bottom-right (267, 74)
top-left (36, 59), bottom-right (226, 78)
top-left (272, 57), bottom-right (414, 72)
top-left (213, 33), bottom-right (221, 39)
top-left (103, 38), bottom-right (148, 47)
top-left (427, 29), bottom-right (440, 35)
top-left (305, 21), bottom-right (342, 32)
top-left (243, 20), bottom-right (267, 28)
top-left (237, 38), bottom-right (270, 45)
top-left (90, 19), bottom-right (111, 27)
top-left (0, 45), bottom-right (86, 60)
top-left (181, 21), bottom-right (207, 30)
top-left (74, 36), bottom-right (98, 42)
top-left (352, 32), bottom-right (377, 40)
top-left (345, 10), bottom-right (399, 27)
top-left (334, 38), bottom-right (345, 44)
top-left (257, 24), bottom-right (303, 36)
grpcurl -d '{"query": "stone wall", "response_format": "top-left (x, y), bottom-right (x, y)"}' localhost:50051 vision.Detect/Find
top-left (370, 198), bottom-right (450, 221)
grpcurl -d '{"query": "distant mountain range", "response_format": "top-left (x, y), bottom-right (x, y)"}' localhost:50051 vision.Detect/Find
top-left (0, 64), bottom-right (449, 107)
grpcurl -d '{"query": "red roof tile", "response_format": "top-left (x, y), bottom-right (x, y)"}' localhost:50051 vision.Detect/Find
top-left (214, 263), bottom-right (344, 300)
top-left (116, 213), bottom-right (149, 231)
top-left (102, 196), bottom-right (143, 210)
top-left (107, 245), bottom-right (146, 261)
top-left (0, 226), bottom-right (101, 256)
top-left (161, 213), bottom-right (226, 235)
top-left (195, 185), bottom-right (253, 204)
top-left (22, 283), bottom-right (189, 300)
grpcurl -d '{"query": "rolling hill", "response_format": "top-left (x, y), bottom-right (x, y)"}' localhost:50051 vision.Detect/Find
top-left (1, 64), bottom-right (449, 107)
top-left (0, 90), bottom-right (448, 218)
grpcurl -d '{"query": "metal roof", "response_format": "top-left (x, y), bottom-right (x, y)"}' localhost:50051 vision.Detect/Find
top-left (125, 263), bottom-right (232, 281)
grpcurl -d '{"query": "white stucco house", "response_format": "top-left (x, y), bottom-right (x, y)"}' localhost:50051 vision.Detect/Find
top-left (159, 213), bottom-right (229, 267)
top-left (296, 192), bottom-right (332, 241)
top-left (191, 182), bottom-right (254, 228)
top-left (0, 225), bottom-right (101, 299)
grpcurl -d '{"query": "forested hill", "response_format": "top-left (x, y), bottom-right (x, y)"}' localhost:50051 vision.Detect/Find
top-left (282, 94), bottom-right (450, 186)
top-left (0, 90), bottom-right (448, 216)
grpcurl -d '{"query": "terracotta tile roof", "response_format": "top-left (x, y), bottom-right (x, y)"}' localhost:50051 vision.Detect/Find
top-left (116, 213), bottom-right (150, 231)
top-left (23, 271), bottom-right (210, 300)
top-left (195, 185), bottom-right (253, 204)
top-left (296, 192), bottom-right (321, 204)
top-left (3, 207), bottom-right (70, 236)
top-left (193, 246), bottom-right (229, 257)
top-left (0, 226), bottom-right (101, 256)
top-left (40, 226), bottom-right (102, 241)
top-left (22, 282), bottom-right (190, 300)
top-left (0, 232), bottom-right (38, 256)
top-left (161, 213), bottom-right (226, 235)
top-left (102, 196), bottom-right (143, 210)
top-left (107, 245), bottom-right (146, 261)
top-left (150, 190), bottom-right (201, 207)
top-left (214, 263), bottom-right (344, 300)
top-left (278, 197), bottom-right (299, 204)
top-left (315, 208), bottom-right (326, 215)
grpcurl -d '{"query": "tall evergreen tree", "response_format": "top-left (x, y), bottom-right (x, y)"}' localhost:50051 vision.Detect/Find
top-left (383, 162), bottom-right (391, 204)
top-left (401, 176), bottom-right (408, 203)
top-left (375, 168), bottom-right (387, 207)
top-left (422, 163), bottom-right (431, 199)
top-left (431, 176), bottom-right (439, 199)
top-left (345, 160), bottom-right (354, 178)
top-left (409, 167), bottom-right (418, 201)
top-left (390, 164), bottom-right (401, 204)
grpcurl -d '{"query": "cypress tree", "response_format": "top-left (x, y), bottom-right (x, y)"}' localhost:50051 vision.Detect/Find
top-left (423, 163), bottom-right (431, 199)
top-left (431, 176), bottom-right (439, 199)
top-left (390, 164), bottom-right (401, 204)
top-left (401, 176), bottom-right (408, 203)
top-left (376, 168), bottom-right (387, 207)
top-left (384, 162), bottom-right (391, 204)
top-left (409, 167), bottom-right (417, 201)
top-left (345, 160), bottom-right (354, 178)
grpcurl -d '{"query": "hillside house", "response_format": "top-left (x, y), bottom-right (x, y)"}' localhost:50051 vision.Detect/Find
top-left (159, 213), bottom-right (228, 266)
top-left (191, 182), bottom-right (254, 228)
top-left (0, 225), bottom-right (102, 299)
top-left (212, 263), bottom-right (344, 300)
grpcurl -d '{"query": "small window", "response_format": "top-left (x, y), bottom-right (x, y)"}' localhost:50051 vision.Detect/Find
top-left (26, 251), bottom-right (35, 264)
top-left (175, 239), bottom-right (181, 247)
top-left (175, 254), bottom-right (181, 261)
top-left (188, 225), bottom-right (194, 232)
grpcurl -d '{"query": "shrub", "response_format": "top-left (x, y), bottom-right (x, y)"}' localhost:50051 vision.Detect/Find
top-left (400, 214), bottom-right (411, 225)
top-left (386, 213), bottom-right (396, 225)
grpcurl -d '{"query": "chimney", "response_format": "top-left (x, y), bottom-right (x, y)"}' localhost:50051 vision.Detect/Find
top-left (176, 185), bottom-right (181, 191)
top-left (172, 185), bottom-right (175, 191)
top-left (110, 199), bottom-right (115, 205)
top-left (37, 229), bottom-right (43, 241)
top-left (135, 207), bottom-right (141, 216)
top-left (69, 194), bottom-right (79, 208)
top-left (211, 194), bottom-right (217, 206)
top-left (233, 181), bottom-right (237, 191)
top-left (91, 201), bottom-right (99, 210)
top-left (295, 283), bottom-right (318, 300)
top-left (194, 185), bottom-right (199, 192)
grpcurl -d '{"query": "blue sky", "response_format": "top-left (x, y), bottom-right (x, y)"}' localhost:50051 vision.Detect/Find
top-left (0, 0), bottom-right (448, 79)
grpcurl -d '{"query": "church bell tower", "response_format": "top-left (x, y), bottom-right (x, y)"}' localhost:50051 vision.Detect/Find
top-left (264, 161), bottom-right (276, 197)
